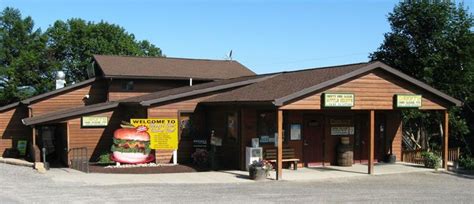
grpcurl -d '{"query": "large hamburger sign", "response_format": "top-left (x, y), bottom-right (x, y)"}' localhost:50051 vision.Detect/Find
top-left (111, 119), bottom-right (178, 164)
top-left (111, 126), bottom-right (154, 164)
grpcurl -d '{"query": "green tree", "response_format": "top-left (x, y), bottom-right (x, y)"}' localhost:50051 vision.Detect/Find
top-left (0, 7), bottom-right (57, 104)
top-left (371, 1), bottom-right (474, 154)
top-left (46, 19), bottom-right (163, 82)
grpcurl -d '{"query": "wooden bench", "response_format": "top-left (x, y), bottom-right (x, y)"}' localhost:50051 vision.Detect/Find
top-left (264, 148), bottom-right (299, 170)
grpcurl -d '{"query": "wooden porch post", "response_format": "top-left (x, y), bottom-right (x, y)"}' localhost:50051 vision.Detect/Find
top-left (276, 109), bottom-right (283, 180)
top-left (442, 110), bottom-right (449, 169)
top-left (368, 110), bottom-right (375, 174)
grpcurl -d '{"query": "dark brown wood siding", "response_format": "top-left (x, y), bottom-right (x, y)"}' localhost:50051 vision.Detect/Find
top-left (0, 106), bottom-right (30, 156)
top-left (29, 81), bottom-right (108, 116)
top-left (281, 70), bottom-right (449, 110)
top-left (108, 79), bottom-right (199, 101)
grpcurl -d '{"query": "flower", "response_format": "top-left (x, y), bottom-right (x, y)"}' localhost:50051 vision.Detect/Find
top-left (249, 160), bottom-right (273, 175)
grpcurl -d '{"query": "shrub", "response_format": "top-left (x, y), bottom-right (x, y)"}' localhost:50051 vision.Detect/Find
top-left (458, 157), bottom-right (474, 170)
top-left (192, 149), bottom-right (209, 167)
top-left (421, 151), bottom-right (441, 169)
top-left (97, 152), bottom-right (113, 164)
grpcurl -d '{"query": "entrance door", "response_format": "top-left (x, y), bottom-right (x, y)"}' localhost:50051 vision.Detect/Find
top-left (375, 114), bottom-right (387, 162)
top-left (39, 124), bottom-right (68, 167)
top-left (303, 115), bottom-right (324, 166)
top-left (178, 112), bottom-right (194, 163)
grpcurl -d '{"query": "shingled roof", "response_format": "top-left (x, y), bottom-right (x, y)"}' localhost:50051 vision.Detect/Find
top-left (93, 55), bottom-right (255, 80)
top-left (22, 74), bottom-right (276, 125)
top-left (203, 62), bottom-right (369, 104)
top-left (120, 74), bottom-right (278, 106)
top-left (204, 61), bottom-right (462, 106)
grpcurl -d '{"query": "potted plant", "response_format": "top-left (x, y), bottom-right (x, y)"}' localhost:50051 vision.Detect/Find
top-left (421, 151), bottom-right (441, 170)
top-left (248, 160), bottom-right (273, 180)
top-left (192, 149), bottom-right (209, 169)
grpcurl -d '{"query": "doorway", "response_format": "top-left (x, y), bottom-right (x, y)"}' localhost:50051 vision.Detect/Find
top-left (38, 123), bottom-right (68, 167)
top-left (303, 115), bottom-right (324, 167)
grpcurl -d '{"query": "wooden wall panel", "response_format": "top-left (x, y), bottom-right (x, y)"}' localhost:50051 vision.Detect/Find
top-left (67, 107), bottom-right (147, 162)
top-left (281, 70), bottom-right (449, 110)
top-left (30, 81), bottom-right (107, 116)
top-left (108, 79), bottom-right (192, 101)
top-left (0, 106), bottom-right (30, 155)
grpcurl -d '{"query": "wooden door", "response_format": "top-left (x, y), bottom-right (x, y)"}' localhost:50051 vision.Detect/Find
top-left (178, 112), bottom-right (194, 163)
top-left (375, 114), bottom-right (387, 162)
top-left (303, 115), bottom-right (324, 166)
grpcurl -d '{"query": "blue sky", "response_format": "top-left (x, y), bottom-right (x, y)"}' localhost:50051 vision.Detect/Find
top-left (1, 0), bottom-right (473, 74)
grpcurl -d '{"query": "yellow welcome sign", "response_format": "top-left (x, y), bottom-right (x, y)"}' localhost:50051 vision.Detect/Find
top-left (131, 118), bottom-right (178, 150)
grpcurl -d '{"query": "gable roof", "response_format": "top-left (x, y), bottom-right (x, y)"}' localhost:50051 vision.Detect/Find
top-left (93, 55), bottom-right (256, 80)
top-left (203, 62), bottom-right (369, 104)
top-left (204, 61), bottom-right (462, 107)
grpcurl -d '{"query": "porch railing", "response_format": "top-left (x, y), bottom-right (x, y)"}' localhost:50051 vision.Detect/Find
top-left (402, 147), bottom-right (460, 165)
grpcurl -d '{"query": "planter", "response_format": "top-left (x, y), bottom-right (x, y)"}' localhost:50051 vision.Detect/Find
top-left (249, 167), bottom-right (267, 180)
top-left (384, 154), bottom-right (396, 163)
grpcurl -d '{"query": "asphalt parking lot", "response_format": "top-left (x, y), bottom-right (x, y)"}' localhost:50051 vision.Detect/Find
top-left (1, 163), bottom-right (473, 203)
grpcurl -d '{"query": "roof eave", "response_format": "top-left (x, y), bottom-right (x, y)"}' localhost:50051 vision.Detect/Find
top-left (22, 102), bottom-right (119, 126)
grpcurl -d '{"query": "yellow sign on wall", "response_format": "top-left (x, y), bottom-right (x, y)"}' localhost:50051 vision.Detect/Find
top-left (82, 116), bottom-right (108, 127)
top-left (130, 118), bottom-right (178, 150)
top-left (324, 93), bottom-right (354, 107)
top-left (396, 94), bottom-right (422, 108)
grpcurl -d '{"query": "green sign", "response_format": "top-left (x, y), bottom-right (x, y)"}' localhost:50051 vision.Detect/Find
top-left (17, 140), bottom-right (27, 156)
top-left (82, 116), bottom-right (108, 127)
top-left (396, 94), bottom-right (422, 108)
top-left (324, 93), bottom-right (354, 107)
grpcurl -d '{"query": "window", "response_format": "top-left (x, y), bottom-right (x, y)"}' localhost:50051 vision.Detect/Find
top-left (121, 80), bottom-right (134, 91)
top-left (227, 112), bottom-right (238, 140)
top-left (257, 111), bottom-right (276, 144)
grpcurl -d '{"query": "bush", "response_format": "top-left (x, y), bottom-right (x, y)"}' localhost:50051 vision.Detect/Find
top-left (458, 157), bottom-right (474, 170)
top-left (421, 151), bottom-right (441, 169)
top-left (192, 149), bottom-right (209, 167)
top-left (97, 152), bottom-right (113, 164)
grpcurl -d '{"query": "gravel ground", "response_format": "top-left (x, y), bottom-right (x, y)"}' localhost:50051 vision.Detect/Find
top-left (1, 163), bottom-right (473, 203)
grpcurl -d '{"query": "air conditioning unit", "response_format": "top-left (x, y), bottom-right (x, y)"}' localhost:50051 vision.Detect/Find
top-left (246, 147), bottom-right (263, 170)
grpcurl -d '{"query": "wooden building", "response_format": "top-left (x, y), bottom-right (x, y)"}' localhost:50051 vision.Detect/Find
top-left (0, 55), bottom-right (254, 166)
top-left (1, 58), bottom-right (461, 180)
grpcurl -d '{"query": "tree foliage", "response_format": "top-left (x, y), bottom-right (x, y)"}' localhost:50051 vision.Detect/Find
top-left (46, 19), bottom-right (162, 82)
top-left (0, 7), bottom-right (163, 104)
top-left (371, 1), bottom-right (474, 155)
top-left (0, 7), bottom-right (55, 104)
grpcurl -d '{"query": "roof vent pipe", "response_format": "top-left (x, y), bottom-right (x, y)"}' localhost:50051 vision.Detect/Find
top-left (189, 78), bottom-right (193, 86)
top-left (56, 71), bottom-right (66, 89)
